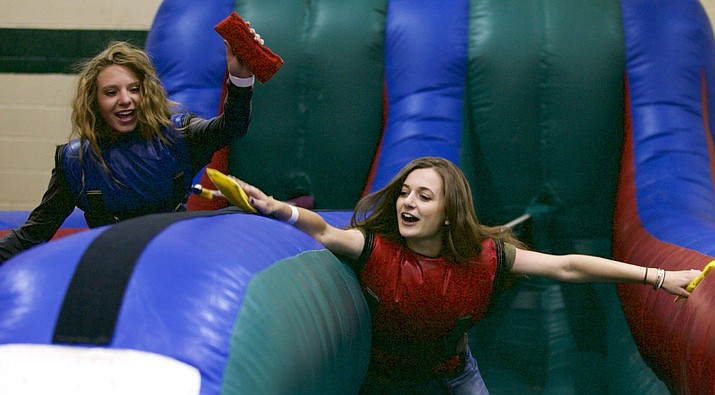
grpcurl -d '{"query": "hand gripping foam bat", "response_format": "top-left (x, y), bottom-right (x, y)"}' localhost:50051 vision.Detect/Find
top-left (675, 260), bottom-right (714, 301)
top-left (214, 11), bottom-right (284, 83)
top-left (203, 168), bottom-right (258, 213)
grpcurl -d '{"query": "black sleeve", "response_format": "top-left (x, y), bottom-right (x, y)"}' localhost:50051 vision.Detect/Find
top-left (344, 232), bottom-right (374, 275)
top-left (480, 238), bottom-right (510, 318)
top-left (487, 238), bottom-right (513, 296)
top-left (0, 149), bottom-right (77, 264)
top-left (183, 81), bottom-right (254, 175)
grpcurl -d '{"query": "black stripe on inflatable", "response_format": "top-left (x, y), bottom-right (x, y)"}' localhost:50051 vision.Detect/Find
top-left (52, 208), bottom-right (238, 345)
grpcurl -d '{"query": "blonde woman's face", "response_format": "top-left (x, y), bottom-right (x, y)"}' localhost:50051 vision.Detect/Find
top-left (396, 168), bottom-right (448, 257)
top-left (96, 64), bottom-right (140, 134)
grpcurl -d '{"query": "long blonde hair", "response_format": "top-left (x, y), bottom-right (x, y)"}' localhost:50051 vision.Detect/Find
top-left (351, 156), bottom-right (522, 263)
top-left (71, 41), bottom-right (174, 175)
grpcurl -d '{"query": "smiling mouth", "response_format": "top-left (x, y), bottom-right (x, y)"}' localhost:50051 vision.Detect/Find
top-left (401, 213), bottom-right (419, 223)
top-left (115, 110), bottom-right (135, 121)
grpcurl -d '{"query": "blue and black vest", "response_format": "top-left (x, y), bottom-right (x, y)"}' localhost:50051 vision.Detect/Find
top-left (60, 118), bottom-right (193, 228)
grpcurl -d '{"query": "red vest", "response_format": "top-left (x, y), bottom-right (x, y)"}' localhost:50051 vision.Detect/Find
top-left (361, 235), bottom-right (500, 350)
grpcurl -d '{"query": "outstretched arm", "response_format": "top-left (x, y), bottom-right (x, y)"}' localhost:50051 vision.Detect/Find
top-left (236, 177), bottom-right (365, 259)
top-left (511, 248), bottom-right (702, 298)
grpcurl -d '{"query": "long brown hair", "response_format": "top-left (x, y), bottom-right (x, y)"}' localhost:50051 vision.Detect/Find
top-left (351, 156), bottom-right (521, 263)
top-left (70, 41), bottom-right (175, 176)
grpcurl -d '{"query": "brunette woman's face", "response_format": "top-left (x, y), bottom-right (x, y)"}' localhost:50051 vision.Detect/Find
top-left (396, 168), bottom-right (448, 256)
top-left (96, 64), bottom-right (140, 134)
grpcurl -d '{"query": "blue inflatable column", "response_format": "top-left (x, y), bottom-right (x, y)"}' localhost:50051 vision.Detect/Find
top-left (144, 0), bottom-right (235, 118)
top-left (369, 0), bottom-right (470, 191)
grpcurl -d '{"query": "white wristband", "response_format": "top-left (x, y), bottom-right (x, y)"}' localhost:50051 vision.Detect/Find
top-left (286, 205), bottom-right (299, 225)
top-left (228, 74), bottom-right (255, 87)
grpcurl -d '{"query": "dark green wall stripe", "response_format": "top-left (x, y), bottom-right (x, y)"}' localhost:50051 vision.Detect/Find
top-left (0, 29), bottom-right (148, 74)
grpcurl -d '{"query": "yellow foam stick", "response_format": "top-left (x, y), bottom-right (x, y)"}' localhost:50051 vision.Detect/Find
top-left (206, 168), bottom-right (258, 213)
top-left (192, 184), bottom-right (218, 201)
top-left (675, 259), bottom-right (715, 301)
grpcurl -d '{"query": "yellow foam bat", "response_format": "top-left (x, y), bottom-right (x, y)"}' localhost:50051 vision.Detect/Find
top-left (206, 168), bottom-right (258, 213)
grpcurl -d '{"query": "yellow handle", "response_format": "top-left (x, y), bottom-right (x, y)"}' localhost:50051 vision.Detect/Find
top-left (686, 260), bottom-right (715, 292)
top-left (192, 184), bottom-right (217, 201)
top-left (675, 259), bottom-right (714, 301)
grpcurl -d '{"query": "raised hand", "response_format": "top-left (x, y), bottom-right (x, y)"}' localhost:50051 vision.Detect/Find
top-left (224, 21), bottom-right (265, 78)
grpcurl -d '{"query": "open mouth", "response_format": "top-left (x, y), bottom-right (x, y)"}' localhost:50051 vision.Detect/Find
top-left (401, 213), bottom-right (419, 223)
top-left (115, 110), bottom-right (135, 121)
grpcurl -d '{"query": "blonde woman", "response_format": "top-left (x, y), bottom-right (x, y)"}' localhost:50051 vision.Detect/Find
top-left (1, 27), bottom-right (264, 264)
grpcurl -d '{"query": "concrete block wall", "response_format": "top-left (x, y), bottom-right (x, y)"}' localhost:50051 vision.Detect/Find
top-left (703, 0), bottom-right (715, 24)
top-left (1, 1), bottom-right (714, 211)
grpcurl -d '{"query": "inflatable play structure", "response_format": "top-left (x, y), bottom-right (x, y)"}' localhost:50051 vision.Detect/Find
top-left (1, 0), bottom-right (714, 394)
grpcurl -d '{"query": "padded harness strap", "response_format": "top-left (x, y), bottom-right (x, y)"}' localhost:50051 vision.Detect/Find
top-left (84, 171), bottom-right (188, 228)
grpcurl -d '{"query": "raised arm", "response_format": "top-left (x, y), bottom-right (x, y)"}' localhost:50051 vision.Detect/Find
top-left (224, 22), bottom-right (263, 79)
top-left (511, 248), bottom-right (702, 298)
top-left (236, 177), bottom-right (365, 259)
top-left (182, 27), bottom-right (264, 173)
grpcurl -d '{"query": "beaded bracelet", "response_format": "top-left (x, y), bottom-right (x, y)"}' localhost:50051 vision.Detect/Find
top-left (652, 268), bottom-right (666, 290)
top-left (658, 269), bottom-right (667, 289)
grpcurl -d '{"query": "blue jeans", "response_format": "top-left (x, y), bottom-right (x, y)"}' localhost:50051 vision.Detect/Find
top-left (359, 346), bottom-right (489, 395)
